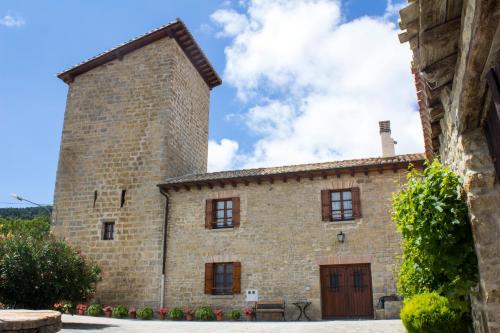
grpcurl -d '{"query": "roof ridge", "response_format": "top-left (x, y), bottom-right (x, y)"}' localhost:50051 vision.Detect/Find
top-left (163, 153), bottom-right (425, 183)
top-left (57, 19), bottom-right (221, 89)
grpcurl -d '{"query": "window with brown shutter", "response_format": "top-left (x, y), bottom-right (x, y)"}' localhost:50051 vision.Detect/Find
top-left (321, 190), bottom-right (332, 221)
top-left (205, 262), bottom-right (241, 295)
top-left (205, 199), bottom-right (214, 229)
top-left (204, 263), bottom-right (214, 294)
top-left (321, 188), bottom-right (361, 222)
top-left (205, 197), bottom-right (241, 229)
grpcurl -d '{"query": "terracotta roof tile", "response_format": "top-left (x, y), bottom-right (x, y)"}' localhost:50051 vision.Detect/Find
top-left (159, 153), bottom-right (425, 187)
top-left (57, 19), bottom-right (221, 89)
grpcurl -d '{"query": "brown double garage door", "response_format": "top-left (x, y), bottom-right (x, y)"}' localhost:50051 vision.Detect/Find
top-left (320, 264), bottom-right (374, 319)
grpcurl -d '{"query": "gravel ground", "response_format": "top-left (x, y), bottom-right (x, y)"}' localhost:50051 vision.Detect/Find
top-left (61, 314), bottom-right (406, 333)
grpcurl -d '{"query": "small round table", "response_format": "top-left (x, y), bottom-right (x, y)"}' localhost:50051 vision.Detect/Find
top-left (292, 301), bottom-right (311, 321)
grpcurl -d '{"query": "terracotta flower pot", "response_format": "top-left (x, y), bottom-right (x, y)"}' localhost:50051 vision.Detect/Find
top-left (185, 314), bottom-right (193, 321)
top-left (104, 310), bottom-right (112, 318)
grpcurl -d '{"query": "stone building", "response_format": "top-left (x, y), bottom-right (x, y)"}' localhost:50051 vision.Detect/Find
top-left (398, 1), bottom-right (500, 332)
top-left (52, 19), bottom-right (425, 320)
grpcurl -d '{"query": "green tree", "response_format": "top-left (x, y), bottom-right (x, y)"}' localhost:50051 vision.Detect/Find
top-left (0, 216), bottom-right (50, 239)
top-left (0, 206), bottom-right (52, 219)
top-left (0, 235), bottom-right (101, 309)
top-left (392, 160), bottom-right (478, 299)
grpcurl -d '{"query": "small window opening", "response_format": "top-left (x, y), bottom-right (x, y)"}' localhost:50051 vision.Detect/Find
top-left (354, 270), bottom-right (363, 290)
top-left (93, 190), bottom-right (98, 208)
top-left (120, 189), bottom-right (126, 208)
top-left (330, 273), bottom-right (339, 290)
top-left (102, 221), bottom-right (115, 240)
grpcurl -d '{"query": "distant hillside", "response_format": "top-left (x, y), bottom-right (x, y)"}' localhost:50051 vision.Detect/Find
top-left (0, 206), bottom-right (52, 219)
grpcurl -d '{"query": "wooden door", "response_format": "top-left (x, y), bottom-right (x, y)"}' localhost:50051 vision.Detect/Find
top-left (320, 264), bottom-right (373, 319)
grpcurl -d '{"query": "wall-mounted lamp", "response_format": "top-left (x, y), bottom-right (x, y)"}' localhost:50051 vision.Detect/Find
top-left (337, 231), bottom-right (345, 243)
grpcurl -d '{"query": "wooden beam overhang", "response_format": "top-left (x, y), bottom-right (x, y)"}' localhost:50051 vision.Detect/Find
top-left (157, 158), bottom-right (425, 192)
top-left (399, 0), bottom-right (464, 158)
top-left (57, 19), bottom-right (221, 89)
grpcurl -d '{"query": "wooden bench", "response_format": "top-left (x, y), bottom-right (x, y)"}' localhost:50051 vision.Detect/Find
top-left (254, 300), bottom-right (285, 321)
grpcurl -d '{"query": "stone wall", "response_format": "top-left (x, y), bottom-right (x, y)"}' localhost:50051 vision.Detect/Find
top-left (437, 1), bottom-right (500, 331)
top-left (164, 170), bottom-right (410, 320)
top-left (440, 103), bottom-right (500, 333)
top-left (51, 37), bottom-right (210, 308)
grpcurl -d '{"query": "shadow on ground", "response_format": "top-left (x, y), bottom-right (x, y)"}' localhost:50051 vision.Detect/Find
top-left (63, 322), bottom-right (118, 330)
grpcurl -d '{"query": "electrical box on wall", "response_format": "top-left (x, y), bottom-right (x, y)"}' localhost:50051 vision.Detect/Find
top-left (245, 289), bottom-right (258, 302)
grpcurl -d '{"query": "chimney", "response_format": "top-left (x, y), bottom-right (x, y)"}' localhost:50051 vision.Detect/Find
top-left (379, 121), bottom-right (396, 157)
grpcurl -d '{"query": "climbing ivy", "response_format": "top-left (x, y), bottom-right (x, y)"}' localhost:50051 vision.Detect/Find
top-left (392, 160), bottom-right (478, 299)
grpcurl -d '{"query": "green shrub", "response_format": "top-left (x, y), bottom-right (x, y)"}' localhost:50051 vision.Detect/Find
top-left (87, 304), bottom-right (103, 316)
top-left (168, 307), bottom-right (184, 320)
top-left (137, 307), bottom-right (154, 320)
top-left (229, 309), bottom-right (241, 320)
top-left (392, 160), bottom-right (477, 299)
top-left (112, 305), bottom-right (128, 318)
top-left (401, 293), bottom-right (468, 333)
top-left (194, 306), bottom-right (215, 321)
top-left (0, 235), bottom-right (101, 309)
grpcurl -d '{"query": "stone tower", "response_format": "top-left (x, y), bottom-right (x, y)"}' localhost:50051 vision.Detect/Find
top-left (51, 20), bottom-right (220, 307)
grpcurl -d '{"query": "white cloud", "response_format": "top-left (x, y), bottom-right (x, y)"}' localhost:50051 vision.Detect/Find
top-left (208, 0), bottom-right (423, 170)
top-left (211, 9), bottom-right (249, 37)
top-left (0, 11), bottom-right (25, 28)
top-left (208, 139), bottom-right (241, 172)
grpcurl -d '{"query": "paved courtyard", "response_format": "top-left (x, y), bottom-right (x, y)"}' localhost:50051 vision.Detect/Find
top-left (61, 315), bottom-right (405, 333)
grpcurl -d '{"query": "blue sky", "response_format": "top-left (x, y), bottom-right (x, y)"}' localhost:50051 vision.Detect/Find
top-left (0, 0), bottom-right (421, 208)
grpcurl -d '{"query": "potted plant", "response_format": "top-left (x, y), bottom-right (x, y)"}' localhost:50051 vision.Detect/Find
top-left (112, 305), bottom-right (128, 318)
top-left (103, 305), bottom-right (113, 317)
top-left (128, 307), bottom-right (137, 319)
top-left (53, 303), bottom-right (64, 314)
top-left (168, 307), bottom-right (184, 320)
top-left (229, 309), bottom-right (241, 321)
top-left (184, 306), bottom-right (195, 321)
top-left (194, 306), bottom-right (215, 321)
top-left (214, 308), bottom-right (224, 321)
top-left (76, 304), bottom-right (87, 315)
top-left (158, 307), bottom-right (168, 320)
top-left (243, 307), bottom-right (254, 321)
top-left (137, 307), bottom-right (154, 320)
top-left (87, 304), bottom-right (104, 317)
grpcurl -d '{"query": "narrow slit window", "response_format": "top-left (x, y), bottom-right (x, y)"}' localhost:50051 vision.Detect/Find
top-left (93, 190), bottom-right (98, 208)
top-left (120, 189), bottom-right (126, 208)
top-left (102, 221), bottom-right (115, 240)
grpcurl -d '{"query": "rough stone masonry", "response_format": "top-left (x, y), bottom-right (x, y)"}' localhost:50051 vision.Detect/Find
top-left (52, 19), bottom-right (425, 320)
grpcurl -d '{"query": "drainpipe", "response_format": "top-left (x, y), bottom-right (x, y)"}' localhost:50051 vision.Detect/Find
top-left (159, 187), bottom-right (170, 308)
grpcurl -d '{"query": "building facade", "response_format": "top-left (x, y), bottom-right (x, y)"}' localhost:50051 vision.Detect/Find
top-left (399, 1), bottom-right (499, 332)
top-left (52, 19), bottom-right (425, 320)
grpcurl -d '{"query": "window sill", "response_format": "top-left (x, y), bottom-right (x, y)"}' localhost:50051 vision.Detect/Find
top-left (210, 295), bottom-right (234, 299)
top-left (210, 227), bottom-right (235, 232)
top-left (327, 220), bottom-right (357, 226)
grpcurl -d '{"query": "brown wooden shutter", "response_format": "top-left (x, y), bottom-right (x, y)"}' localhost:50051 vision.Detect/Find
top-left (352, 187), bottom-right (362, 218)
top-left (232, 262), bottom-right (241, 294)
top-left (232, 197), bottom-right (240, 227)
top-left (205, 199), bottom-right (214, 229)
top-left (204, 263), bottom-right (214, 294)
top-left (321, 190), bottom-right (332, 221)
